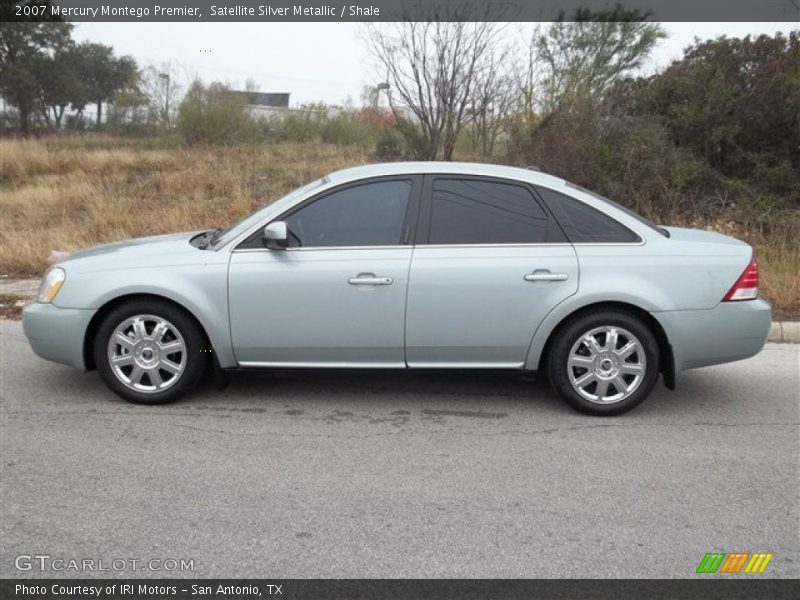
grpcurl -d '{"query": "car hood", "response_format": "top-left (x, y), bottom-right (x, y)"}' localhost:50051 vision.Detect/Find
top-left (57, 231), bottom-right (206, 272)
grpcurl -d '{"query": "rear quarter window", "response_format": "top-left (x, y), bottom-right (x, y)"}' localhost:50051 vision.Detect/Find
top-left (536, 186), bottom-right (641, 244)
top-left (565, 182), bottom-right (669, 238)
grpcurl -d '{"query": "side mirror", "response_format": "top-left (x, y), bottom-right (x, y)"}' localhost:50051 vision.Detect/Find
top-left (264, 221), bottom-right (289, 249)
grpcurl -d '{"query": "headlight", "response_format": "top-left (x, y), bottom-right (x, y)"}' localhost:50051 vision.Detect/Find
top-left (37, 268), bottom-right (66, 303)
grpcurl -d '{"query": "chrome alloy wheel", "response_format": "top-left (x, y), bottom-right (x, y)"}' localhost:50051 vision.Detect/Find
top-left (107, 314), bottom-right (187, 394)
top-left (567, 326), bottom-right (646, 404)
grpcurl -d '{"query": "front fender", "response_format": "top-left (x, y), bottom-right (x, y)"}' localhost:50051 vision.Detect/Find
top-left (53, 263), bottom-right (236, 368)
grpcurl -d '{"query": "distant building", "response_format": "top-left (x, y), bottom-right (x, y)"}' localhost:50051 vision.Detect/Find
top-left (231, 91), bottom-right (294, 120)
top-left (240, 92), bottom-right (290, 108)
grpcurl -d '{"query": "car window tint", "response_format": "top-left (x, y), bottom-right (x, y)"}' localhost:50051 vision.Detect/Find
top-left (536, 186), bottom-right (640, 243)
top-left (428, 179), bottom-right (548, 245)
top-left (285, 180), bottom-right (411, 247)
top-left (565, 181), bottom-right (668, 237)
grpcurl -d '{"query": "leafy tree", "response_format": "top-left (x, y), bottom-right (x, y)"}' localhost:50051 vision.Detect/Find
top-left (34, 46), bottom-right (86, 128)
top-left (531, 6), bottom-right (665, 112)
top-left (75, 42), bottom-right (138, 127)
top-left (105, 71), bottom-right (149, 133)
top-left (0, 17), bottom-right (72, 134)
top-left (635, 32), bottom-right (799, 187)
top-left (509, 29), bottom-right (800, 232)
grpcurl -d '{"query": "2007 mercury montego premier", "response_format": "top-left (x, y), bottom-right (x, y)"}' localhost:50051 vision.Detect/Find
top-left (23, 162), bottom-right (771, 415)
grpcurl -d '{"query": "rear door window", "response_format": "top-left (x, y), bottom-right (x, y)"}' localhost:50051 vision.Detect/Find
top-left (427, 178), bottom-right (551, 245)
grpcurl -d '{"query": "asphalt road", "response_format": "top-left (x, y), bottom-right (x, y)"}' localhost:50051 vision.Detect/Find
top-left (1, 319), bottom-right (798, 579)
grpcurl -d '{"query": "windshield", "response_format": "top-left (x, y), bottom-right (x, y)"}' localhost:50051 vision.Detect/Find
top-left (209, 177), bottom-right (328, 248)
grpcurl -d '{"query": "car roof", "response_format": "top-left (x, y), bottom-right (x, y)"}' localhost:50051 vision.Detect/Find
top-left (322, 161), bottom-right (663, 243)
top-left (327, 161), bottom-right (569, 190)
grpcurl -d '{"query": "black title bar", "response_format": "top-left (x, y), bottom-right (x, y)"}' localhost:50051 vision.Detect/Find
top-left (2, 579), bottom-right (800, 600)
top-left (6, 0), bottom-right (800, 22)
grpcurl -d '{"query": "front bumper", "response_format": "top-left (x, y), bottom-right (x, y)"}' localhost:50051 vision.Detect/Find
top-left (653, 298), bottom-right (772, 373)
top-left (22, 302), bottom-right (96, 370)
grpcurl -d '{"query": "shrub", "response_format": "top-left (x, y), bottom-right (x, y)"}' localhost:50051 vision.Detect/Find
top-left (266, 108), bottom-right (387, 148)
top-left (509, 100), bottom-right (737, 225)
top-left (392, 117), bottom-right (434, 160)
top-left (176, 81), bottom-right (254, 145)
top-left (374, 128), bottom-right (403, 160)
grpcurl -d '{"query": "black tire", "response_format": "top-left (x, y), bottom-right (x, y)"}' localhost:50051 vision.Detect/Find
top-left (93, 299), bottom-right (208, 404)
top-left (546, 309), bottom-right (660, 416)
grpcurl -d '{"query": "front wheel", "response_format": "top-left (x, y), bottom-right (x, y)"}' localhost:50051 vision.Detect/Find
top-left (94, 299), bottom-right (208, 404)
top-left (547, 310), bottom-right (660, 416)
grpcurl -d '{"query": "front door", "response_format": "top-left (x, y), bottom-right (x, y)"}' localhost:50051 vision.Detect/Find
top-left (405, 176), bottom-right (579, 368)
top-left (228, 177), bottom-right (420, 367)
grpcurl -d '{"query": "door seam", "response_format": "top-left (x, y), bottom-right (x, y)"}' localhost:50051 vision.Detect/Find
top-left (402, 245), bottom-right (415, 368)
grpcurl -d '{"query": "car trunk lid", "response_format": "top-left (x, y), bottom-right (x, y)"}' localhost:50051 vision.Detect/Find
top-left (661, 226), bottom-right (749, 247)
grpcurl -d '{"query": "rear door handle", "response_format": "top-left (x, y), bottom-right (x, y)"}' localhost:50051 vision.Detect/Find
top-left (348, 274), bottom-right (393, 286)
top-left (524, 270), bottom-right (569, 282)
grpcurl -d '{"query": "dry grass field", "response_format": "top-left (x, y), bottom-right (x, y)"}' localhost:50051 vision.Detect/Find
top-left (1, 135), bottom-right (798, 318)
top-left (0, 134), bottom-right (369, 272)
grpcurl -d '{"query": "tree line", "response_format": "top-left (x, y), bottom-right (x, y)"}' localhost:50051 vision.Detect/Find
top-left (366, 10), bottom-right (798, 229)
top-left (1, 4), bottom-right (797, 232)
top-left (0, 19), bottom-right (140, 134)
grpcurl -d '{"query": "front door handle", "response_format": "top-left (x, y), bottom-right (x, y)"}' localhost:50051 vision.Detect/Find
top-left (348, 274), bottom-right (393, 286)
top-left (524, 270), bottom-right (569, 283)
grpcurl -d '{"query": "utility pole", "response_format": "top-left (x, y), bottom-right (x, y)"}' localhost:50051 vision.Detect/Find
top-left (376, 82), bottom-right (390, 110)
top-left (159, 72), bottom-right (170, 128)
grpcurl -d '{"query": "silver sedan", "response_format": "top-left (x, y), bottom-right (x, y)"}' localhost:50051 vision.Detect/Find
top-left (22, 162), bottom-right (771, 415)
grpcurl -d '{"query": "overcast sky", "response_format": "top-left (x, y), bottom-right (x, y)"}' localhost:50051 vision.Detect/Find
top-left (73, 22), bottom-right (795, 106)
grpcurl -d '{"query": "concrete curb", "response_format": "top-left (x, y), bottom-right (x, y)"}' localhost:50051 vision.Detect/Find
top-left (2, 278), bottom-right (798, 342)
top-left (772, 321), bottom-right (800, 344)
top-left (0, 279), bottom-right (38, 296)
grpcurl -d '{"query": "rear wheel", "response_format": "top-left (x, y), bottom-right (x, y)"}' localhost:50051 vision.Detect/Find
top-left (547, 310), bottom-right (659, 415)
top-left (94, 299), bottom-right (208, 404)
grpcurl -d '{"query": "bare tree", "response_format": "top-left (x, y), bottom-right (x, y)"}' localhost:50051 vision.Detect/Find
top-left (467, 45), bottom-right (516, 158)
top-left (244, 77), bottom-right (260, 93)
top-left (366, 4), bottom-right (504, 160)
top-left (142, 62), bottom-right (185, 130)
top-left (513, 24), bottom-right (546, 128)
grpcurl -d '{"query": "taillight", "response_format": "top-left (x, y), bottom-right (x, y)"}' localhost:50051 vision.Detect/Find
top-left (722, 257), bottom-right (759, 301)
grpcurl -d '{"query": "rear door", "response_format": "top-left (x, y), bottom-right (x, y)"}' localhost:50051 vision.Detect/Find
top-left (405, 176), bottom-right (579, 368)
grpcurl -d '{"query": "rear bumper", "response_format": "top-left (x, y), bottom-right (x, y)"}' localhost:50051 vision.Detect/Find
top-left (22, 301), bottom-right (96, 370)
top-left (653, 298), bottom-right (771, 372)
